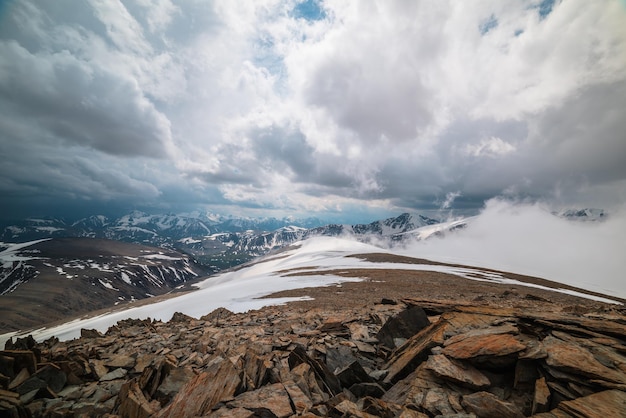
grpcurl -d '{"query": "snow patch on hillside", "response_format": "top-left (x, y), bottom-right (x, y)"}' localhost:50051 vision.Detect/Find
top-left (0, 239), bottom-right (50, 266)
top-left (1, 236), bottom-right (621, 346)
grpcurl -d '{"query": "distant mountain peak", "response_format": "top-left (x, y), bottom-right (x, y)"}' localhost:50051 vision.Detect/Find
top-left (558, 208), bottom-right (607, 222)
top-left (0, 211), bottom-right (451, 276)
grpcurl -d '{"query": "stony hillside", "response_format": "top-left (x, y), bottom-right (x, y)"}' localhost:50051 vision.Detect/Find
top-left (0, 238), bottom-right (207, 333)
top-left (1, 264), bottom-right (625, 417)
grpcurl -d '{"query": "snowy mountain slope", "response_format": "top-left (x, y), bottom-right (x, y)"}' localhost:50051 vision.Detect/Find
top-left (1, 236), bottom-right (620, 345)
top-left (0, 212), bottom-right (452, 276)
top-left (2, 208), bottom-right (607, 283)
top-left (0, 238), bottom-right (207, 333)
top-left (0, 212), bottom-right (324, 243)
top-left (307, 213), bottom-right (440, 237)
top-left (174, 213), bottom-right (447, 272)
top-left (396, 217), bottom-right (471, 240)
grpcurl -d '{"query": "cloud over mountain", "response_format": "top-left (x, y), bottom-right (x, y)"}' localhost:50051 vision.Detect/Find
top-left (1, 0), bottom-right (625, 221)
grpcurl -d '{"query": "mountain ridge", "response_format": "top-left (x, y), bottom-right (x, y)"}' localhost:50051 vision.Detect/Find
top-left (0, 208), bottom-right (609, 280)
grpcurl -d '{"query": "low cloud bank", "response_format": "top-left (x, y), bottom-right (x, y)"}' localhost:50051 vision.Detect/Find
top-left (401, 199), bottom-right (626, 299)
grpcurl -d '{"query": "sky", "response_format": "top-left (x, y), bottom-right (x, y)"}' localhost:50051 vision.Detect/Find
top-left (1, 0), bottom-right (625, 222)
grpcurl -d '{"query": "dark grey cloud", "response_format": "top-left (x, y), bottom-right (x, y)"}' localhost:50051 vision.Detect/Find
top-left (530, 81), bottom-right (626, 182)
top-left (0, 4), bottom-right (172, 159)
top-left (252, 127), bottom-right (316, 179)
top-left (0, 0), bottom-right (624, 223)
top-left (305, 57), bottom-right (432, 142)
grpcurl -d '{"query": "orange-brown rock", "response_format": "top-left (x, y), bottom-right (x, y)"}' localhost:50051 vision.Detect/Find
top-left (424, 354), bottom-right (490, 389)
top-left (543, 335), bottom-right (626, 385)
top-left (155, 357), bottom-right (242, 418)
top-left (442, 333), bottom-right (526, 359)
top-left (227, 383), bottom-right (294, 417)
top-left (376, 306), bottom-right (430, 349)
top-left (532, 377), bottom-right (550, 414)
top-left (462, 391), bottom-right (525, 418)
top-left (2, 290), bottom-right (626, 418)
top-left (117, 380), bottom-right (158, 418)
top-left (532, 389), bottom-right (626, 418)
top-left (0, 351), bottom-right (36, 375)
top-left (383, 320), bottom-right (446, 384)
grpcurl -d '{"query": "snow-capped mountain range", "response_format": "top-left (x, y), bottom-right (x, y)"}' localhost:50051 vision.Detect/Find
top-left (0, 207), bottom-right (616, 335)
top-left (0, 211), bottom-right (323, 243)
top-left (0, 208), bottom-right (606, 275)
top-left (0, 212), bottom-right (440, 334)
top-left (0, 212), bottom-right (444, 273)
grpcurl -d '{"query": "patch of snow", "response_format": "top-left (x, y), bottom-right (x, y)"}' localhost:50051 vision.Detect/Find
top-left (141, 254), bottom-right (181, 261)
top-left (98, 279), bottom-right (119, 291)
top-left (110, 226), bottom-right (158, 236)
top-left (0, 239), bottom-right (51, 266)
top-left (1, 236), bottom-right (621, 346)
top-left (34, 226), bottom-right (64, 233)
top-left (120, 272), bottom-right (132, 285)
top-left (26, 219), bottom-right (55, 224)
top-left (400, 217), bottom-right (470, 240)
top-left (178, 237), bottom-right (202, 244)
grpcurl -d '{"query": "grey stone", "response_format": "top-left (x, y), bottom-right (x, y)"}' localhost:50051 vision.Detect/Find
top-left (377, 306), bottom-right (430, 349)
top-left (99, 367), bottom-right (127, 382)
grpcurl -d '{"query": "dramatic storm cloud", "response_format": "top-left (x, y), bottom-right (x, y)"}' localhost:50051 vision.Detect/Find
top-left (1, 0), bottom-right (625, 221)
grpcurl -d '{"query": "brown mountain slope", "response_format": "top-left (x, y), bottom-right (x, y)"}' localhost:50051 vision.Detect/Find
top-left (0, 238), bottom-right (207, 333)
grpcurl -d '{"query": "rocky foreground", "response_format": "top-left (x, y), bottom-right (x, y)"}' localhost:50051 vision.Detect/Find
top-left (1, 293), bottom-right (626, 417)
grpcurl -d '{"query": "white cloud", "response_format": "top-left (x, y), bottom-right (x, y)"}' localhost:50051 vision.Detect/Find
top-left (465, 137), bottom-right (516, 158)
top-left (0, 0), bottom-right (625, 219)
top-left (88, 0), bottom-right (152, 55)
top-left (403, 198), bottom-right (626, 299)
top-left (133, 0), bottom-right (179, 33)
top-left (441, 191), bottom-right (462, 210)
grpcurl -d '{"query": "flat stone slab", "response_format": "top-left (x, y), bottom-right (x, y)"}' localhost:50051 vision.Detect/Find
top-left (424, 354), bottom-right (490, 389)
top-left (461, 391), bottom-right (525, 418)
top-left (442, 333), bottom-right (526, 359)
top-left (533, 389), bottom-right (626, 418)
top-left (228, 383), bottom-right (294, 418)
top-left (543, 335), bottom-right (626, 384)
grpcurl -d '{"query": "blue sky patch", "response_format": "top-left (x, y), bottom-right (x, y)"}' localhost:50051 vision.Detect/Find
top-left (538, 0), bottom-right (556, 19)
top-left (293, 0), bottom-right (326, 22)
top-left (479, 14), bottom-right (498, 35)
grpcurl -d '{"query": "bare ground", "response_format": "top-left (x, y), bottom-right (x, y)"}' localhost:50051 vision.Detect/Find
top-left (2, 252), bottom-right (623, 337)
top-left (263, 253), bottom-right (625, 316)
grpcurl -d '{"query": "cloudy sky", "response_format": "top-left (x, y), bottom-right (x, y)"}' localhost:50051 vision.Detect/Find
top-left (1, 0), bottom-right (625, 222)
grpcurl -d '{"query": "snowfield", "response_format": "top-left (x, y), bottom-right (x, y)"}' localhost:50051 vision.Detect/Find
top-left (0, 239), bottom-right (50, 267)
top-left (0, 236), bottom-right (621, 346)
